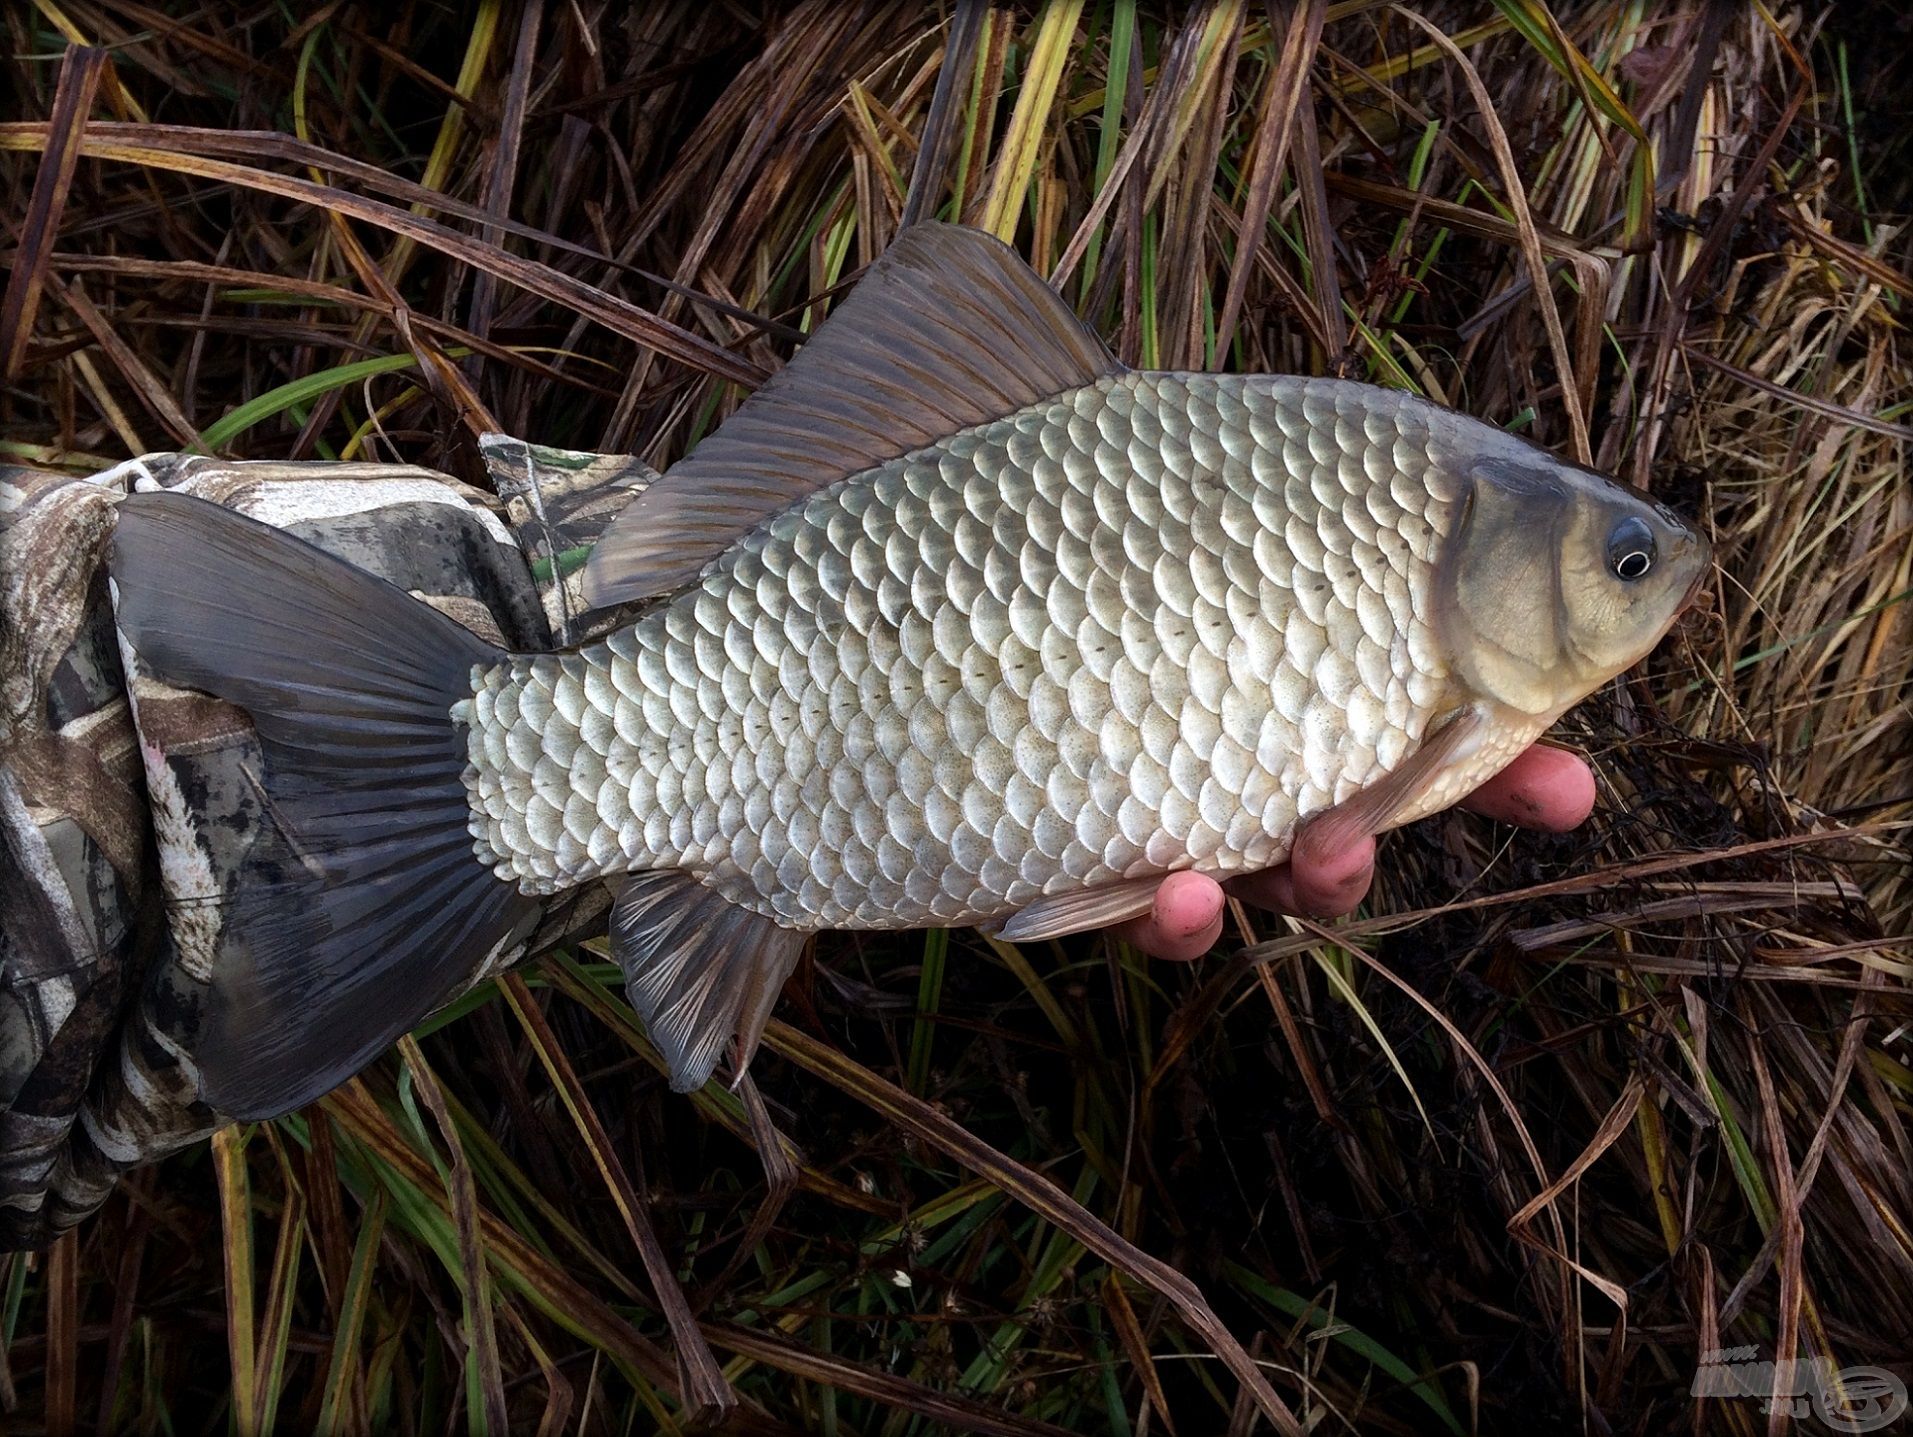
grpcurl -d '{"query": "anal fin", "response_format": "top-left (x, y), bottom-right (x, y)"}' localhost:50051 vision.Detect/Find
top-left (611, 873), bottom-right (807, 1093)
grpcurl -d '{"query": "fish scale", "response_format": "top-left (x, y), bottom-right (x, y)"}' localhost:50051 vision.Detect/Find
top-left (461, 371), bottom-right (1518, 929)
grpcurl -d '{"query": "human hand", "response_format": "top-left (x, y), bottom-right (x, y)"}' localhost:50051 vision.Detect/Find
top-left (1113, 745), bottom-right (1597, 961)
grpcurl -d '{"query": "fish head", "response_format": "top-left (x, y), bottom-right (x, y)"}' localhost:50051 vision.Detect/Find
top-left (1436, 453), bottom-right (1710, 717)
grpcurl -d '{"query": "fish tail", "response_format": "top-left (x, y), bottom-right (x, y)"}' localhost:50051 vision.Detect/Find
top-left (109, 492), bottom-right (537, 1120)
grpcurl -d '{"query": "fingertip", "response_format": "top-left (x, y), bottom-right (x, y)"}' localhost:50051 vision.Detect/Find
top-left (1466, 746), bottom-right (1596, 831)
top-left (1540, 752), bottom-right (1597, 830)
top-left (1289, 832), bottom-right (1376, 918)
top-left (1115, 871), bottom-right (1224, 961)
top-left (1156, 870), bottom-right (1225, 938)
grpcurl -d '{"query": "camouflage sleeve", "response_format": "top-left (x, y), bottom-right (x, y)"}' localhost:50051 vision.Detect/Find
top-left (0, 439), bottom-right (656, 1249)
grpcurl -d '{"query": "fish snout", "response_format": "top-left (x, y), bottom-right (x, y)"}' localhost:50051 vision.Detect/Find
top-left (1669, 524), bottom-right (1712, 614)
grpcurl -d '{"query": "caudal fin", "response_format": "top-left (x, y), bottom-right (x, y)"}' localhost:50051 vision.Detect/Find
top-left (110, 492), bottom-right (537, 1120)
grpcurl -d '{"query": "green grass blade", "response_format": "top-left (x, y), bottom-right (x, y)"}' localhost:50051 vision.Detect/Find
top-left (199, 349), bottom-right (469, 452)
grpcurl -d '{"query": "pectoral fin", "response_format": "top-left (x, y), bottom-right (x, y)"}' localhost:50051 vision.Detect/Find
top-left (1293, 703), bottom-right (1488, 867)
top-left (995, 875), bottom-right (1165, 944)
top-left (611, 872), bottom-right (807, 1093)
top-left (997, 709), bottom-right (1490, 945)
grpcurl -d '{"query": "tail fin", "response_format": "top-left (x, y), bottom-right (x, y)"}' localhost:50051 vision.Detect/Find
top-left (110, 492), bottom-right (537, 1119)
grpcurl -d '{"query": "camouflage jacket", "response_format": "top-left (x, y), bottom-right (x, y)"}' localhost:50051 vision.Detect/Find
top-left (0, 440), bottom-right (653, 1249)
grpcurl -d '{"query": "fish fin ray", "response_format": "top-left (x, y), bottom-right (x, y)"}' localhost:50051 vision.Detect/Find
top-left (1295, 703), bottom-right (1489, 863)
top-left (582, 222), bottom-right (1124, 606)
top-left (110, 493), bottom-right (538, 1120)
top-left (611, 873), bottom-right (805, 1093)
top-left (996, 875), bottom-right (1164, 944)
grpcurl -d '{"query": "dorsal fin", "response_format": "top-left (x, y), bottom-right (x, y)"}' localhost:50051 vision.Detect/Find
top-left (581, 222), bottom-right (1125, 607)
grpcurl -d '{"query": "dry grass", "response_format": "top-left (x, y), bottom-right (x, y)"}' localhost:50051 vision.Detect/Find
top-left (2, 2), bottom-right (1909, 1433)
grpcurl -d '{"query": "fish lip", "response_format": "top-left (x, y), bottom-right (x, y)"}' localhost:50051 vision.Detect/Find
top-left (1669, 551), bottom-right (1714, 636)
top-left (1679, 566), bottom-right (1708, 613)
top-left (1667, 521), bottom-right (1711, 614)
top-left (1681, 533), bottom-right (1714, 608)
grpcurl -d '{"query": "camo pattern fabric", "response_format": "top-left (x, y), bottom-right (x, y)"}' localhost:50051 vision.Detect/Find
top-left (0, 439), bottom-right (655, 1249)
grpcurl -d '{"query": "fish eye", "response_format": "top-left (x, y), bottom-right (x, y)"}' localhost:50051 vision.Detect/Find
top-left (1606, 516), bottom-right (1656, 581)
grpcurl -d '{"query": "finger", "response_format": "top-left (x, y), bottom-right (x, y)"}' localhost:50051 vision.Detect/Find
top-left (1224, 862), bottom-right (1297, 914)
top-left (1112, 869), bottom-right (1225, 962)
top-left (1460, 745), bottom-right (1595, 831)
top-left (1287, 828), bottom-right (1377, 917)
top-left (1225, 835), bottom-right (1377, 919)
top-left (1122, 748), bottom-right (1591, 948)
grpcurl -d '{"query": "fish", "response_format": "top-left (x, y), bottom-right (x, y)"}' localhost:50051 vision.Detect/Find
top-left (107, 222), bottom-right (1708, 1118)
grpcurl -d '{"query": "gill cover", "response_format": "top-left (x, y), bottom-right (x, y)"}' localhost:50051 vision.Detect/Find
top-left (1437, 453), bottom-right (1706, 717)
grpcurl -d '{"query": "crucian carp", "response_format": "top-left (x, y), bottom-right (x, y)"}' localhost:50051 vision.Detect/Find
top-left (108, 223), bottom-right (1708, 1115)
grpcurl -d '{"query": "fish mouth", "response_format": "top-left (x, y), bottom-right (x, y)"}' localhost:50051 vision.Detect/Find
top-left (1667, 555), bottom-right (1714, 642)
top-left (1669, 521), bottom-right (1713, 616)
top-left (1679, 566), bottom-right (1711, 615)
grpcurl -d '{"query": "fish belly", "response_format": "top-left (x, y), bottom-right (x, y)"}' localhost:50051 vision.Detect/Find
top-left (465, 372), bottom-right (1470, 930)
